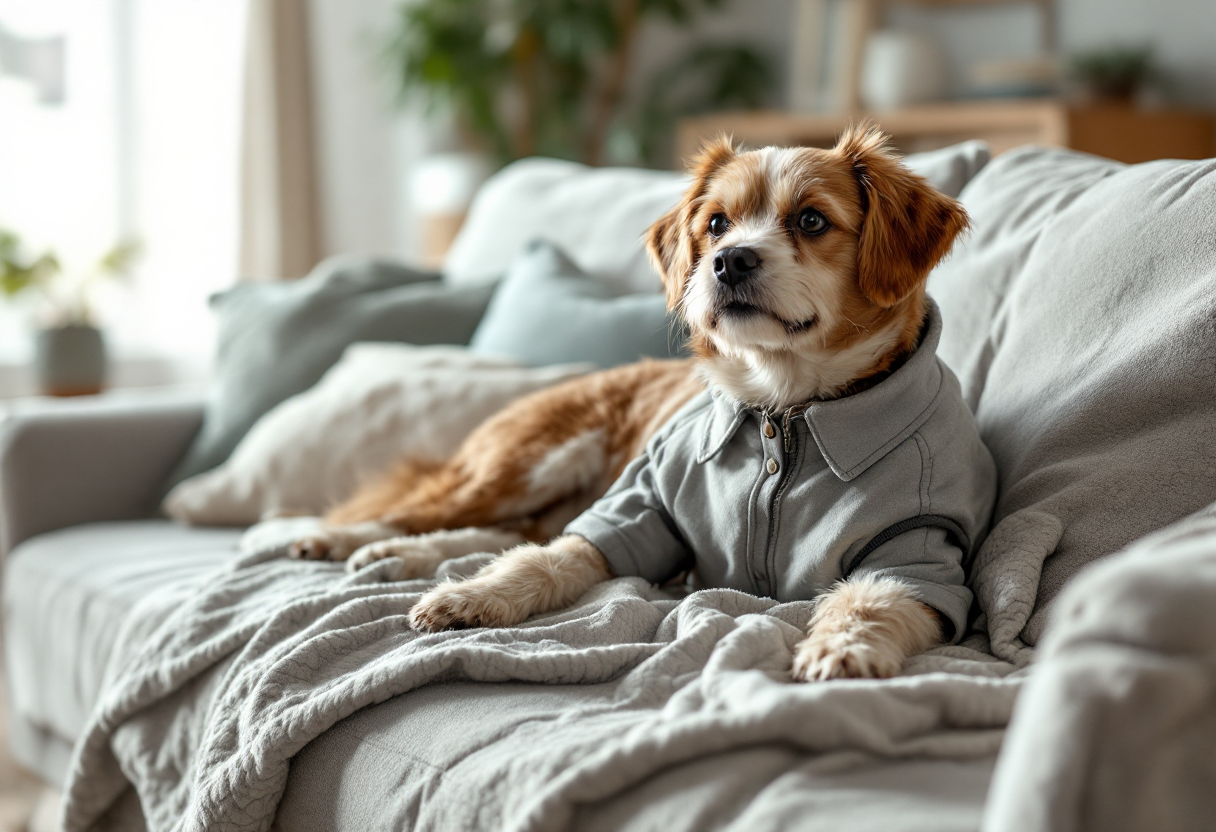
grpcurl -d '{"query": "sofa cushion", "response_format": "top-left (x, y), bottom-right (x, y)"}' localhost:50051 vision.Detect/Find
top-left (167, 259), bottom-right (496, 486)
top-left (275, 680), bottom-right (996, 832)
top-left (928, 148), bottom-right (1216, 649)
top-left (162, 345), bottom-right (590, 527)
top-left (444, 142), bottom-right (990, 294)
top-left (3, 521), bottom-right (241, 745)
top-left (470, 241), bottom-right (686, 368)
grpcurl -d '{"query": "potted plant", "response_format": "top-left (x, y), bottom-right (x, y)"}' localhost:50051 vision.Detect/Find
top-left (0, 228), bottom-right (140, 396)
top-left (1069, 45), bottom-right (1157, 104)
top-left (383, 0), bottom-right (773, 169)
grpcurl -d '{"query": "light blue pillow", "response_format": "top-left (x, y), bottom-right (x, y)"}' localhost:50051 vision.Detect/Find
top-left (470, 241), bottom-right (686, 368)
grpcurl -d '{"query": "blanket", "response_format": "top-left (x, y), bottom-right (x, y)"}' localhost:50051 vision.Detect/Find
top-left (62, 518), bottom-right (1021, 832)
top-left (985, 503), bottom-right (1216, 832)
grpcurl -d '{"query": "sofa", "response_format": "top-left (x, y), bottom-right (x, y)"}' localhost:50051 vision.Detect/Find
top-left (2, 141), bottom-right (1215, 832)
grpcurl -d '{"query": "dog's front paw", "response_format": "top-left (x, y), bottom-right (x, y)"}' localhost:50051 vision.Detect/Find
top-left (408, 579), bottom-right (524, 631)
top-left (347, 537), bottom-right (443, 576)
top-left (791, 629), bottom-right (903, 682)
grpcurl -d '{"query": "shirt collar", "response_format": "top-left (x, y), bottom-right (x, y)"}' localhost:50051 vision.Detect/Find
top-left (697, 299), bottom-right (947, 480)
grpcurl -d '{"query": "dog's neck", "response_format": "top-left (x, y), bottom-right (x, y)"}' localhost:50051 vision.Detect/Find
top-left (695, 315), bottom-right (915, 411)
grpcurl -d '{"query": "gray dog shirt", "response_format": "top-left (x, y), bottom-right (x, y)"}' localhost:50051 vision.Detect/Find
top-left (565, 299), bottom-right (997, 642)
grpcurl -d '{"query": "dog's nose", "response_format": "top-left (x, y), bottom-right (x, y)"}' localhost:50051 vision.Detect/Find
top-left (713, 247), bottom-right (761, 287)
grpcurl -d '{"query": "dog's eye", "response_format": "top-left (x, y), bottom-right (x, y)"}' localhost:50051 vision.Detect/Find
top-left (797, 208), bottom-right (829, 236)
top-left (708, 213), bottom-right (729, 238)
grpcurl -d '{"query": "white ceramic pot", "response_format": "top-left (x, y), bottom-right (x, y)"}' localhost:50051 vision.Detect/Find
top-left (861, 30), bottom-right (948, 111)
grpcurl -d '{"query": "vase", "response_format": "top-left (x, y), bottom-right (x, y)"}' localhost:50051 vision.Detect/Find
top-left (861, 30), bottom-right (948, 111)
top-left (34, 324), bottom-right (107, 396)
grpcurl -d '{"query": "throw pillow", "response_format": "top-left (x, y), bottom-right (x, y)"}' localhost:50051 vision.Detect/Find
top-left (469, 241), bottom-right (686, 368)
top-left (166, 257), bottom-right (496, 487)
top-left (927, 147), bottom-right (1216, 656)
top-left (163, 344), bottom-right (591, 526)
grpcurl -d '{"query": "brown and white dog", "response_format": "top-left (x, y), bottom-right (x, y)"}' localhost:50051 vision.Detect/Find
top-left (291, 125), bottom-right (970, 681)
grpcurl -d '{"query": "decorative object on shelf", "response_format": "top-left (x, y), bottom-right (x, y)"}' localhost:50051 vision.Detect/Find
top-left (787, 0), bottom-right (1057, 115)
top-left (860, 29), bottom-right (947, 111)
top-left (382, 0), bottom-right (772, 168)
top-left (0, 228), bottom-right (140, 396)
top-left (1069, 45), bottom-right (1156, 103)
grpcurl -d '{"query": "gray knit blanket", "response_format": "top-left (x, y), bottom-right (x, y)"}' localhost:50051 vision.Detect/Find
top-left (61, 518), bottom-right (1022, 832)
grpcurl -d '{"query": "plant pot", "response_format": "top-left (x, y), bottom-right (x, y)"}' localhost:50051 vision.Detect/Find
top-left (34, 324), bottom-right (107, 396)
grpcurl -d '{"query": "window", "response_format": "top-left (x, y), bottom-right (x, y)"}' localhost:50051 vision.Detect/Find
top-left (0, 0), bottom-right (246, 386)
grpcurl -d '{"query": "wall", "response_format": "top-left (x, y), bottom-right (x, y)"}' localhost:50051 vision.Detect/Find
top-left (305, 0), bottom-right (1216, 266)
top-left (307, 0), bottom-right (429, 263)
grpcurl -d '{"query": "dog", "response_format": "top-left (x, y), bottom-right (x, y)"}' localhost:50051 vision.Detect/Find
top-left (294, 124), bottom-right (996, 681)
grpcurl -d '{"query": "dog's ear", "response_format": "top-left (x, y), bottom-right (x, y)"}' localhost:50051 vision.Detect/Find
top-left (647, 136), bottom-right (737, 310)
top-left (835, 123), bottom-right (970, 307)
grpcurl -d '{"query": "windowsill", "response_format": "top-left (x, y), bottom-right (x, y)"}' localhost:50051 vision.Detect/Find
top-left (0, 353), bottom-right (211, 400)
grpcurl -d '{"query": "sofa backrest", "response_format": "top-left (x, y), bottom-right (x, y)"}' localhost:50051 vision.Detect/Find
top-left (443, 141), bottom-right (991, 295)
top-left (929, 147), bottom-right (1216, 650)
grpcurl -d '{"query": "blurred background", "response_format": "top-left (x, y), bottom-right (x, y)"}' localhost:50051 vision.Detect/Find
top-left (1, 0), bottom-right (1214, 403)
top-left (0, 1), bottom-right (1212, 827)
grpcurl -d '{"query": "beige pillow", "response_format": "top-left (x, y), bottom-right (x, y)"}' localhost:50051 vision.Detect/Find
top-left (163, 344), bottom-right (590, 526)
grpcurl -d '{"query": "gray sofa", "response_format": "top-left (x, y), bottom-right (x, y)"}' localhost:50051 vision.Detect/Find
top-left (3, 143), bottom-right (1215, 832)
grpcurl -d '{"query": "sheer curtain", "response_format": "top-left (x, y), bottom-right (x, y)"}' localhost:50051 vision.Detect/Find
top-left (239, 0), bottom-right (322, 281)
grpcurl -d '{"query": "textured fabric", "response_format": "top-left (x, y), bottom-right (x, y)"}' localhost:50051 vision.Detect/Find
top-left (162, 345), bottom-right (590, 526)
top-left (470, 241), bottom-right (686, 368)
top-left (61, 517), bottom-right (1018, 832)
top-left (275, 679), bottom-right (997, 832)
top-left (0, 391), bottom-right (204, 556)
top-left (168, 258), bottom-right (496, 486)
top-left (984, 502), bottom-right (1216, 832)
top-left (444, 144), bottom-right (990, 293)
top-left (929, 147), bottom-right (1216, 648)
top-left (566, 302), bottom-right (997, 642)
top-left (3, 522), bottom-right (241, 745)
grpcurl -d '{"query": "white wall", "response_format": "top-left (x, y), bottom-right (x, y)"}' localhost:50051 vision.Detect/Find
top-left (308, 0), bottom-right (429, 265)
top-left (888, 0), bottom-right (1216, 106)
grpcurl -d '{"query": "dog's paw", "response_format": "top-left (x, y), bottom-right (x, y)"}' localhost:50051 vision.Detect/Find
top-left (288, 534), bottom-right (336, 561)
top-left (347, 537), bottom-right (444, 577)
top-left (408, 579), bottom-right (524, 632)
top-left (287, 522), bottom-right (397, 562)
top-left (791, 629), bottom-right (903, 682)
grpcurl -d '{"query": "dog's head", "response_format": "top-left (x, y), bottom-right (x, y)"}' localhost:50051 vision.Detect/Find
top-left (647, 125), bottom-right (969, 408)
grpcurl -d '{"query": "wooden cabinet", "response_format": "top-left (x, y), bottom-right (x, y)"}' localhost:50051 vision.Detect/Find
top-left (675, 100), bottom-right (1216, 166)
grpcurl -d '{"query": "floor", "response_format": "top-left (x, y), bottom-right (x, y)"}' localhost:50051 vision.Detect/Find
top-left (0, 674), bottom-right (49, 832)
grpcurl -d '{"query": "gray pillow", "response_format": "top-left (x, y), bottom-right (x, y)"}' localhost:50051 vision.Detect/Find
top-left (167, 258), bottom-right (496, 486)
top-left (470, 241), bottom-right (686, 368)
top-left (927, 146), bottom-right (1216, 650)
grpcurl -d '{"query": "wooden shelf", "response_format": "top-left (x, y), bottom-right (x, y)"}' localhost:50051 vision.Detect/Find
top-left (675, 100), bottom-right (1216, 166)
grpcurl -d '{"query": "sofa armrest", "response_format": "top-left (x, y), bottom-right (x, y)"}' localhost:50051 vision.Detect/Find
top-left (0, 389), bottom-right (205, 556)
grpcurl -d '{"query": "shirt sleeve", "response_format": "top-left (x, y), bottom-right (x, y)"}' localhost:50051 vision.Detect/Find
top-left (563, 444), bottom-right (692, 586)
top-left (847, 526), bottom-right (973, 643)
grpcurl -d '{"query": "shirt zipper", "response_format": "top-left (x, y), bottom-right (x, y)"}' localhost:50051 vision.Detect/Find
top-left (762, 406), bottom-right (802, 595)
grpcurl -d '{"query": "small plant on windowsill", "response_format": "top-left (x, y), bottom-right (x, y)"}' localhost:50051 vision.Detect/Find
top-left (0, 228), bottom-right (141, 396)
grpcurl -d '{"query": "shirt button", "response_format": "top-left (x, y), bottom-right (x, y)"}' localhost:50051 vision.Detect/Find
top-left (763, 421), bottom-right (775, 438)
top-left (766, 458), bottom-right (779, 475)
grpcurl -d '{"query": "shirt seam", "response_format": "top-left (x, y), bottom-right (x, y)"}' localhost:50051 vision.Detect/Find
top-left (832, 367), bottom-right (945, 480)
top-left (914, 430), bottom-right (933, 560)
